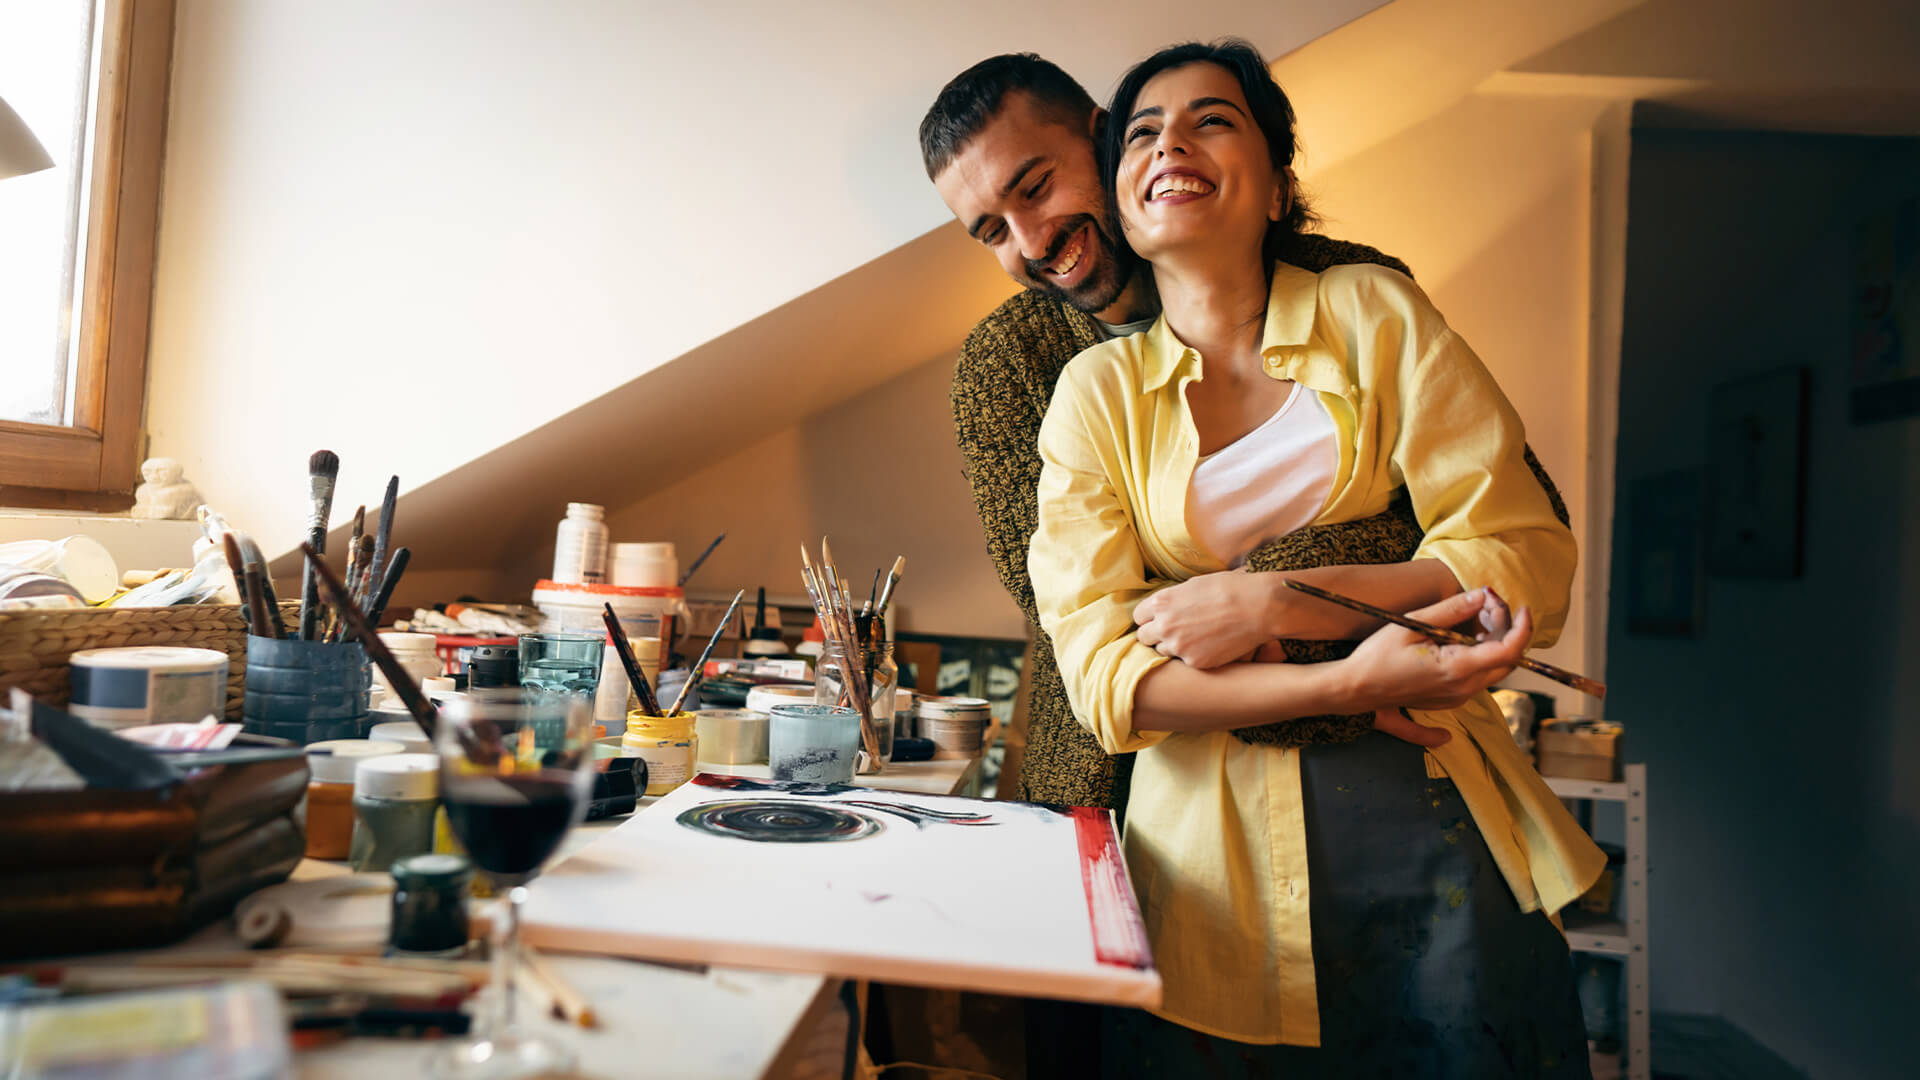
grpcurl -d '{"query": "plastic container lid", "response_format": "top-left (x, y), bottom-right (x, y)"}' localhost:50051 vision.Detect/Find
top-left (378, 632), bottom-right (439, 653)
top-left (390, 852), bottom-right (472, 887)
top-left (354, 753), bottom-right (440, 800)
top-left (68, 646), bottom-right (228, 672)
top-left (612, 542), bottom-right (674, 559)
top-left (625, 710), bottom-right (696, 738)
top-left (745, 684), bottom-right (815, 715)
top-left (565, 503), bottom-right (605, 518)
top-left (918, 695), bottom-right (992, 718)
top-left (369, 721), bottom-right (431, 753)
top-left (306, 739), bottom-right (405, 783)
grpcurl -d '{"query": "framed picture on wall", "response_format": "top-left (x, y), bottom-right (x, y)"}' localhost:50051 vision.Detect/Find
top-left (1707, 366), bottom-right (1809, 578)
top-left (1626, 468), bottom-right (1706, 637)
top-left (1850, 197), bottom-right (1920, 424)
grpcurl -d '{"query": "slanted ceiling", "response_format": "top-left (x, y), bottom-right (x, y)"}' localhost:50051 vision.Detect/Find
top-left (242, 0), bottom-right (1920, 600)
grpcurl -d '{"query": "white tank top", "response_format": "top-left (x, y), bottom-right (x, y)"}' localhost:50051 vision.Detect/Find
top-left (1186, 382), bottom-right (1339, 566)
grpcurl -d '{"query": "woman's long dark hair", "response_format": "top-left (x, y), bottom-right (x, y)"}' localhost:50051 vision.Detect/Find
top-left (1099, 39), bottom-right (1319, 269)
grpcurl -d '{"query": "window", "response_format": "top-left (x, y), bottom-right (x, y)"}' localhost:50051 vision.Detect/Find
top-left (0, 0), bottom-right (176, 508)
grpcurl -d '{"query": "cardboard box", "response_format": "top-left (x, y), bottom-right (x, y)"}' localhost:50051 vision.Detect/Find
top-left (1536, 721), bottom-right (1623, 781)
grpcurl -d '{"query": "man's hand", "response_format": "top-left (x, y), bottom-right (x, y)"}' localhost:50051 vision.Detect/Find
top-left (1340, 588), bottom-right (1531, 713)
top-left (1134, 570), bottom-right (1276, 669)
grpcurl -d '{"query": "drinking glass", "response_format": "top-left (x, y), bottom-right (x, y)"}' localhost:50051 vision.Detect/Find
top-left (431, 689), bottom-right (596, 1079)
top-left (516, 632), bottom-right (602, 745)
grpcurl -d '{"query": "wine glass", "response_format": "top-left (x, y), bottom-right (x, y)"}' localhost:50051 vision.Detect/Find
top-left (431, 688), bottom-right (596, 1079)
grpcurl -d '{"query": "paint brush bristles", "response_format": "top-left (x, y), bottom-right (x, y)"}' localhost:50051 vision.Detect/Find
top-left (800, 542), bottom-right (879, 762)
top-left (1281, 579), bottom-right (1608, 699)
top-left (300, 449), bottom-right (339, 641)
top-left (666, 589), bottom-right (745, 717)
top-left (874, 555), bottom-right (906, 618)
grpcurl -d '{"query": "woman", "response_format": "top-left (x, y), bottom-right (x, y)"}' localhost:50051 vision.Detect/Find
top-left (1029, 40), bottom-right (1602, 1077)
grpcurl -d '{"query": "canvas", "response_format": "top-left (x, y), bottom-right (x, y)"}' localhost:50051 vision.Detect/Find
top-left (521, 774), bottom-right (1162, 1007)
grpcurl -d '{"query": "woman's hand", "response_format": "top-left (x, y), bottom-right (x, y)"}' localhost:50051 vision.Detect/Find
top-left (1133, 570), bottom-right (1274, 669)
top-left (1339, 588), bottom-right (1531, 713)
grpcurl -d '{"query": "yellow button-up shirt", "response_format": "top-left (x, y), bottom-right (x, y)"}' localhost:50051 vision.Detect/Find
top-left (1030, 261), bottom-right (1605, 1045)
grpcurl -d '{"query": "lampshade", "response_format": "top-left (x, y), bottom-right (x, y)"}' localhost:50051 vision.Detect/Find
top-left (0, 93), bottom-right (55, 182)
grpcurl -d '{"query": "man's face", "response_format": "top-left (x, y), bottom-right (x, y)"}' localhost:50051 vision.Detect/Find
top-left (933, 93), bottom-right (1134, 316)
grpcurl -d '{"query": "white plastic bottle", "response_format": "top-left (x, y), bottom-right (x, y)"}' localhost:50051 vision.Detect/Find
top-left (551, 503), bottom-right (608, 584)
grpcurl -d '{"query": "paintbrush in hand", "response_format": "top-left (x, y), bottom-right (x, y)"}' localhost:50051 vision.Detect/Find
top-left (602, 603), bottom-right (663, 717)
top-left (305, 542), bottom-right (437, 737)
top-left (300, 450), bottom-right (339, 641)
top-left (1281, 579), bottom-right (1607, 699)
top-left (666, 589), bottom-right (745, 717)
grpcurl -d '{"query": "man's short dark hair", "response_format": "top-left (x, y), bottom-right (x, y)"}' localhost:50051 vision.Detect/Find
top-left (919, 54), bottom-right (1097, 180)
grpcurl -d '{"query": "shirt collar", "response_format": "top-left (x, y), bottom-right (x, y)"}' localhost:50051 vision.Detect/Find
top-left (1141, 261), bottom-right (1324, 392)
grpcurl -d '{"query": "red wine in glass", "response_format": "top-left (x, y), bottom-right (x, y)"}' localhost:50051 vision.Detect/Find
top-left (443, 772), bottom-right (583, 887)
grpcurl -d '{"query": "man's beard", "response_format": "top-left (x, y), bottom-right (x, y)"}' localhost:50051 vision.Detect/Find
top-left (1024, 214), bottom-right (1138, 315)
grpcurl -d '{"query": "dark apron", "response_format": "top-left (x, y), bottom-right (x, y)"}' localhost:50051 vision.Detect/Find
top-left (1102, 731), bottom-right (1592, 1079)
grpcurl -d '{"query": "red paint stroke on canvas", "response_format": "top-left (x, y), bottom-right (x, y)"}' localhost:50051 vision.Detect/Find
top-left (1070, 805), bottom-right (1152, 970)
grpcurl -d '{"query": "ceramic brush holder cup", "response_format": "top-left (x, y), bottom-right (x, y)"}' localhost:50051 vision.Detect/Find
top-left (242, 635), bottom-right (372, 745)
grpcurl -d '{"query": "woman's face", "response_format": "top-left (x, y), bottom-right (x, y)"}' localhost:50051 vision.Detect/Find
top-left (1114, 62), bottom-right (1285, 267)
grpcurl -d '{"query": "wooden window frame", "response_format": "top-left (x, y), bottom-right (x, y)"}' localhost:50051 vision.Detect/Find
top-left (0, 0), bottom-right (176, 510)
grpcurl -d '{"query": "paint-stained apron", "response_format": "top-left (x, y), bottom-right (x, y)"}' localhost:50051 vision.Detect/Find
top-left (1102, 730), bottom-right (1592, 1079)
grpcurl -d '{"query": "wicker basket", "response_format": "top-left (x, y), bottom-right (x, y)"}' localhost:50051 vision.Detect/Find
top-left (0, 602), bottom-right (302, 720)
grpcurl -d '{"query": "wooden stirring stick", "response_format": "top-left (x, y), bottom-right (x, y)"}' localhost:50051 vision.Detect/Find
top-left (1281, 579), bottom-right (1607, 699)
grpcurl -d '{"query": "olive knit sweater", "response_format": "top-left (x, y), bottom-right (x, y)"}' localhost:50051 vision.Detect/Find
top-left (949, 236), bottom-right (1567, 808)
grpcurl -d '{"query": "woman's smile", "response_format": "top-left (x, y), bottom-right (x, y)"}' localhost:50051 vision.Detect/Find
top-left (1145, 167), bottom-right (1216, 204)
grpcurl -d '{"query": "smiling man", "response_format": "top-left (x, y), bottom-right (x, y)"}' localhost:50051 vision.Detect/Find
top-left (920, 53), bottom-right (1413, 817)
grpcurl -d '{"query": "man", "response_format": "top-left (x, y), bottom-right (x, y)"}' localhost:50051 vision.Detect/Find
top-left (921, 54), bottom-right (1421, 814)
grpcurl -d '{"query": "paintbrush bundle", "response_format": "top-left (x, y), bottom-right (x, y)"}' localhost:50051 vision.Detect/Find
top-left (797, 541), bottom-right (908, 765)
top-left (279, 453), bottom-right (407, 643)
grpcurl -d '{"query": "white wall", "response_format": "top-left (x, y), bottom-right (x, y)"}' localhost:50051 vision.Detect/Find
top-left (606, 351), bottom-right (1019, 639)
top-left (143, 0), bottom-right (1385, 562)
top-left (1296, 90), bottom-right (1613, 692)
top-left (1608, 128), bottom-right (1920, 1080)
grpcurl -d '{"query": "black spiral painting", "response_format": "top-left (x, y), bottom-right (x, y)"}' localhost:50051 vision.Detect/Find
top-left (677, 800), bottom-right (885, 843)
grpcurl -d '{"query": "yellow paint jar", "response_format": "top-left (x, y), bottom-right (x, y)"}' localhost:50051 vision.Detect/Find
top-left (622, 710), bottom-right (698, 796)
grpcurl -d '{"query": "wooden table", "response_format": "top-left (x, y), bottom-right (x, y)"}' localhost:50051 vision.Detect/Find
top-left (63, 756), bottom-right (986, 1080)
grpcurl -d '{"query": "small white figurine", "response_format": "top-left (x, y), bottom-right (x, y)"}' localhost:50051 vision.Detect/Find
top-left (130, 457), bottom-right (203, 520)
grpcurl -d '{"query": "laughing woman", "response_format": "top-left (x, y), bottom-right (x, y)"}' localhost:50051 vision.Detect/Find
top-left (1028, 40), bottom-right (1602, 1078)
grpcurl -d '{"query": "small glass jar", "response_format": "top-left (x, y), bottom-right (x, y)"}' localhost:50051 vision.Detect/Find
top-left (349, 753), bottom-right (440, 872)
top-left (813, 632), bottom-right (896, 765)
top-left (389, 852), bottom-right (473, 959)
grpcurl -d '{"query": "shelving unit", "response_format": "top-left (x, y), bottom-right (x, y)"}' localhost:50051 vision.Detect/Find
top-left (1546, 764), bottom-right (1648, 1080)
